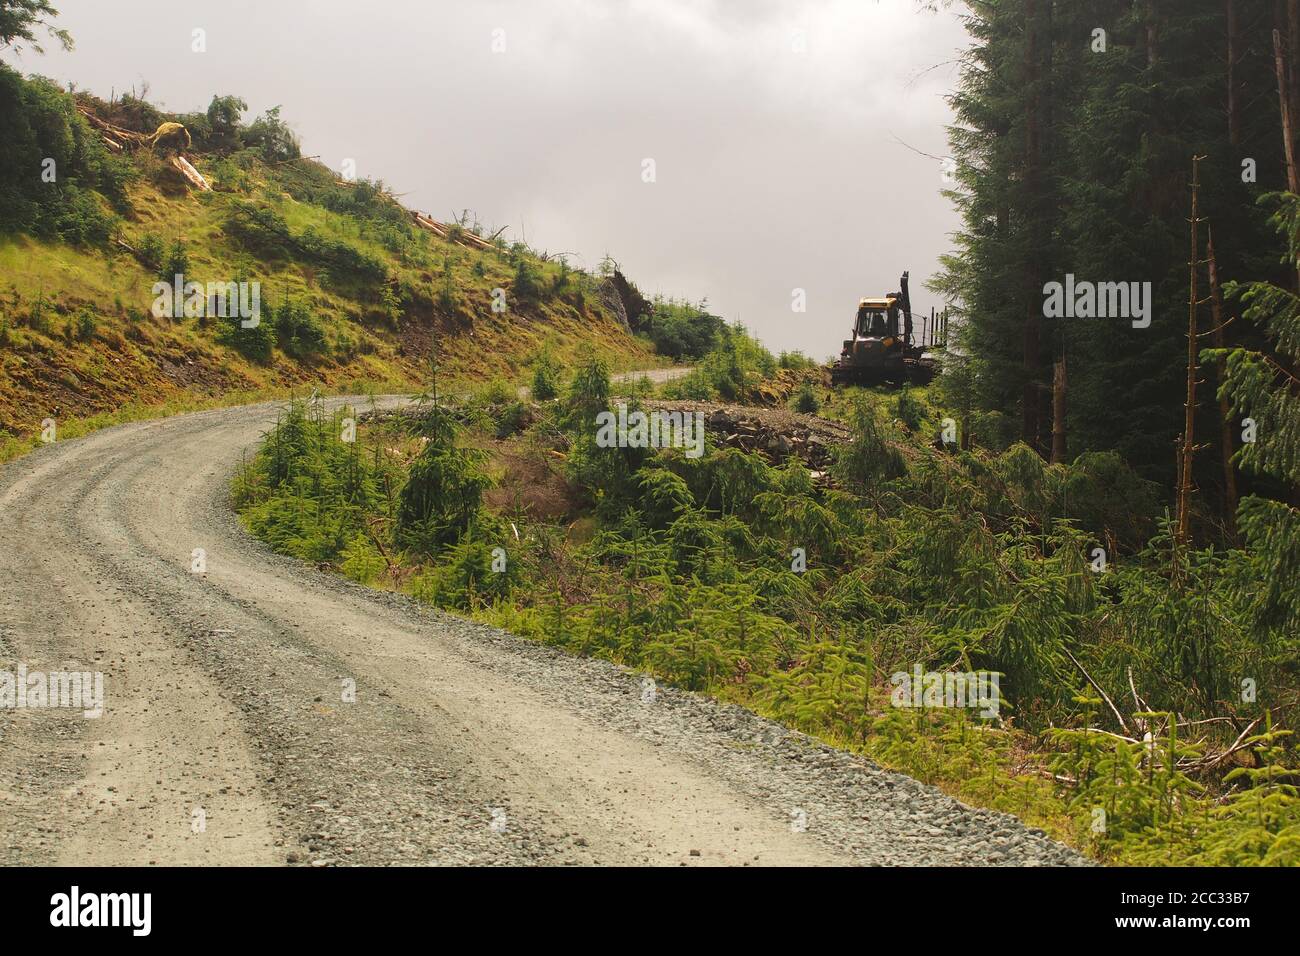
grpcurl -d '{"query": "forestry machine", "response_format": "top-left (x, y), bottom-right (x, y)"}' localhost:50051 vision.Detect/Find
top-left (829, 271), bottom-right (940, 386)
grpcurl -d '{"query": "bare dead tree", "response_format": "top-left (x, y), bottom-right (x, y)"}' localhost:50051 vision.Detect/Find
top-left (1206, 229), bottom-right (1239, 535)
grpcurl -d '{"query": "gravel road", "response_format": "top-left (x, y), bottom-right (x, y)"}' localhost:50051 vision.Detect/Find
top-left (0, 396), bottom-right (1088, 866)
top-left (610, 367), bottom-right (693, 386)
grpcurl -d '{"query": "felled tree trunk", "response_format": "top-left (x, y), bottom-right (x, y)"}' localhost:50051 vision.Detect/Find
top-left (170, 156), bottom-right (210, 191)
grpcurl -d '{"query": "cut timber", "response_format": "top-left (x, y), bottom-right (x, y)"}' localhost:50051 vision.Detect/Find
top-left (412, 212), bottom-right (448, 239)
top-left (411, 210), bottom-right (495, 250)
top-left (76, 107), bottom-right (148, 147)
top-left (171, 156), bottom-right (210, 191)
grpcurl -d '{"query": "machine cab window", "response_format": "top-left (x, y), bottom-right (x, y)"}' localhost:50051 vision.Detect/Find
top-left (855, 298), bottom-right (898, 339)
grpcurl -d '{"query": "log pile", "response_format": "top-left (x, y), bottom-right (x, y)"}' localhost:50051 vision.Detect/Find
top-left (76, 107), bottom-right (149, 151)
top-left (409, 211), bottom-right (500, 251)
top-left (76, 107), bottom-right (210, 191)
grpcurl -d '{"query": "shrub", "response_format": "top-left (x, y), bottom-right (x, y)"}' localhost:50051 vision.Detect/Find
top-left (553, 259), bottom-right (571, 292)
top-left (833, 397), bottom-right (906, 492)
top-left (224, 200), bottom-right (384, 286)
top-left (793, 382), bottom-right (820, 414)
top-left (563, 357), bottom-right (611, 430)
top-left (47, 185), bottom-right (114, 245)
top-left (272, 296), bottom-right (329, 359)
top-left (532, 347), bottom-right (561, 400)
top-left (642, 297), bottom-right (725, 360)
top-left (666, 323), bottom-right (775, 402)
top-left (25, 291), bottom-right (50, 333)
top-left (779, 350), bottom-right (816, 370)
top-left (162, 239), bottom-right (189, 281)
top-left (476, 377), bottom-right (517, 406)
top-left (664, 369), bottom-right (716, 401)
top-left (222, 201), bottom-right (293, 257)
top-left (243, 105), bottom-right (300, 163)
top-left (297, 227), bottom-right (386, 284)
top-left (136, 233), bottom-right (165, 272)
top-left (74, 307), bottom-right (96, 341)
top-left (340, 533), bottom-right (387, 585)
top-left (412, 536), bottom-right (518, 609)
top-left (437, 255), bottom-right (457, 312)
top-left (205, 94), bottom-right (247, 152)
top-left (512, 257), bottom-right (544, 304)
top-left (895, 388), bottom-right (924, 431)
top-left (216, 309), bottom-right (276, 363)
top-left (494, 401), bottom-right (530, 439)
top-left (396, 408), bottom-right (489, 557)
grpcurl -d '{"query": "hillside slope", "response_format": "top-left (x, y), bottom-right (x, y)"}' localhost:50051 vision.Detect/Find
top-left (0, 78), bottom-right (654, 439)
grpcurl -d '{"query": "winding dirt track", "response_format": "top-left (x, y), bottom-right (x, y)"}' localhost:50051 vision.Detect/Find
top-left (0, 397), bottom-right (1085, 867)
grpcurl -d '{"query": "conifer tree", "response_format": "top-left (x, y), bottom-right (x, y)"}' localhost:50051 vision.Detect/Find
top-left (939, 0), bottom-right (1289, 509)
top-left (1210, 194), bottom-right (1300, 633)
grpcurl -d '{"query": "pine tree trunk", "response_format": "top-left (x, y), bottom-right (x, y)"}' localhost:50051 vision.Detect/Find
top-left (1206, 230), bottom-right (1239, 534)
top-left (1228, 0), bottom-right (1242, 147)
top-left (1051, 357), bottom-right (1067, 465)
top-left (1022, 0), bottom-right (1044, 451)
top-left (1177, 157), bottom-right (1205, 546)
top-left (1275, 28), bottom-right (1300, 194)
top-left (1146, 0), bottom-right (1159, 68)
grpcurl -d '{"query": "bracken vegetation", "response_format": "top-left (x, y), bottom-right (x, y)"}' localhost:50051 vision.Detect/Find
top-left (235, 323), bottom-right (1298, 863)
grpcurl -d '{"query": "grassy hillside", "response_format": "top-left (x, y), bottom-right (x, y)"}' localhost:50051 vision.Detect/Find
top-left (0, 75), bottom-right (656, 449)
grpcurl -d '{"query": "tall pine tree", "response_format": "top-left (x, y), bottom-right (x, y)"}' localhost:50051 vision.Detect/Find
top-left (936, 0), bottom-right (1292, 537)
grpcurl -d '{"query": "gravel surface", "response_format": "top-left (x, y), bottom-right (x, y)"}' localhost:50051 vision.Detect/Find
top-left (0, 395), bottom-right (1088, 866)
top-left (610, 367), bottom-right (693, 386)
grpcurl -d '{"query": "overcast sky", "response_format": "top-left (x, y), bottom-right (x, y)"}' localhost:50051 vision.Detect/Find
top-left (8, 0), bottom-right (969, 357)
